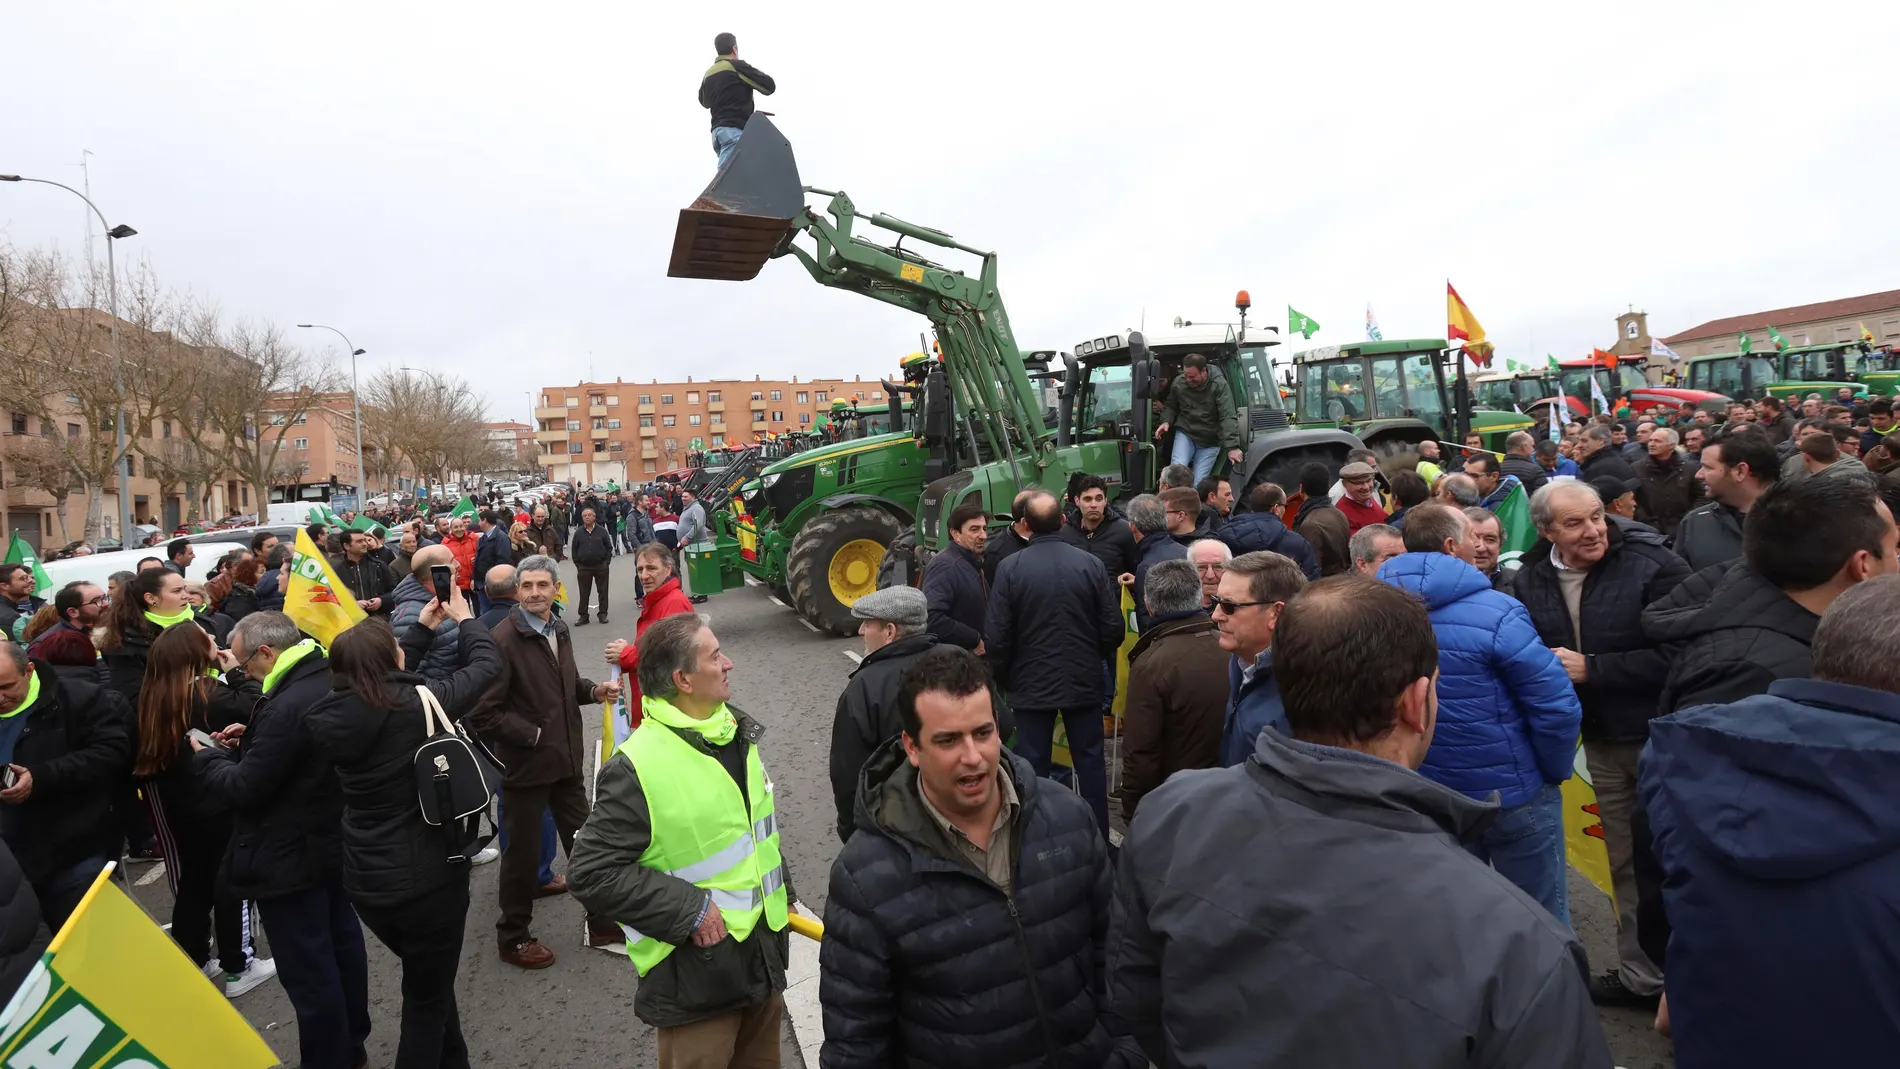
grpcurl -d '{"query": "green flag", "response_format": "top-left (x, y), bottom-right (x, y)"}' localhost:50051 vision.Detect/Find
top-left (1492, 482), bottom-right (1535, 578)
top-left (348, 514), bottom-right (387, 538)
top-left (1547, 355), bottom-right (1560, 371)
top-left (1767, 324), bottom-right (1789, 351)
top-left (1739, 332), bottom-right (1753, 354)
top-left (1505, 358), bottom-right (1521, 372)
top-left (1288, 306), bottom-right (1321, 340)
top-left (305, 505), bottom-right (327, 526)
top-left (4, 532), bottom-right (52, 598)
top-left (449, 495), bottom-right (478, 519)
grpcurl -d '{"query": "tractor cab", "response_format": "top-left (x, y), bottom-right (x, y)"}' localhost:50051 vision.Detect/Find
top-left (1557, 355), bottom-right (1726, 416)
top-left (1776, 344), bottom-right (1869, 400)
top-left (1685, 352), bottom-right (1779, 399)
top-left (1292, 338), bottom-right (1526, 466)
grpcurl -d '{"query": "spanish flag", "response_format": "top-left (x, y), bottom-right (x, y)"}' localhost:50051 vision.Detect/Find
top-left (1446, 282), bottom-right (1494, 368)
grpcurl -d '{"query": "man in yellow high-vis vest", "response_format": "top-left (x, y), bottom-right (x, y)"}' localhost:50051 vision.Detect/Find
top-left (570, 612), bottom-right (791, 1069)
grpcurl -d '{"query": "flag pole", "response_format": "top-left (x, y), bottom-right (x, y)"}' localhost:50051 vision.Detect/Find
top-left (1451, 346), bottom-right (1472, 445)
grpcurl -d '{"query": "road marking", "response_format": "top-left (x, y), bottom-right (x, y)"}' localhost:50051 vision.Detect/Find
top-left (767, 596), bottom-right (789, 610)
top-left (743, 575), bottom-right (761, 587)
top-left (843, 650), bottom-right (863, 665)
top-left (783, 901), bottom-right (824, 1058)
top-left (136, 863), bottom-right (168, 887)
top-left (798, 618), bottom-right (820, 633)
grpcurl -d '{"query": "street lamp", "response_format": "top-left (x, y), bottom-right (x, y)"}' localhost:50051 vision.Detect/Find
top-left (296, 324), bottom-right (365, 507)
top-left (0, 174), bottom-right (137, 545)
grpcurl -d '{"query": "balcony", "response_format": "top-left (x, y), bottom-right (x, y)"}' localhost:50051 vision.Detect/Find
top-left (533, 406), bottom-right (567, 420)
top-left (640, 426), bottom-right (657, 437)
top-left (535, 429), bottom-right (569, 444)
top-left (641, 445), bottom-right (658, 459)
top-left (637, 403), bottom-right (655, 415)
top-left (706, 401), bottom-right (724, 413)
top-left (748, 398), bottom-right (767, 410)
top-left (588, 404), bottom-right (608, 417)
top-left (590, 426), bottom-right (609, 440)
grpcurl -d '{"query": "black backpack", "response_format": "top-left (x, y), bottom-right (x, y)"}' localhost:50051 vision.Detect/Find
top-left (412, 685), bottom-right (504, 863)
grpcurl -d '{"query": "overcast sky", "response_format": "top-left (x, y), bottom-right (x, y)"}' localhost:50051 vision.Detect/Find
top-left (6, 1), bottom-right (1894, 421)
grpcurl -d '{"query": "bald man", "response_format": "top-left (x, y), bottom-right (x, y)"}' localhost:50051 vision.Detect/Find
top-left (390, 545), bottom-right (465, 682)
top-left (478, 564), bottom-right (520, 630)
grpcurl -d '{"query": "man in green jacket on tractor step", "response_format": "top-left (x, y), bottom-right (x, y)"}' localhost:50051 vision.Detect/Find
top-left (1155, 352), bottom-right (1242, 483)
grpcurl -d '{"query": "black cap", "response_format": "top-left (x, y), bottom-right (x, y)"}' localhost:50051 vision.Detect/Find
top-left (1588, 475), bottom-right (1640, 501)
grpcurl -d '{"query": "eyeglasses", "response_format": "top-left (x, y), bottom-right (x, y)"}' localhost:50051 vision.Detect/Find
top-left (1210, 596), bottom-right (1277, 615)
top-left (84, 595), bottom-right (108, 606)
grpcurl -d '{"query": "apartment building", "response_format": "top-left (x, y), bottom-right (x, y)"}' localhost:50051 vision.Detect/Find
top-left (533, 374), bottom-right (892, 483)
top-left (258, 391), bottom-right (361, 506)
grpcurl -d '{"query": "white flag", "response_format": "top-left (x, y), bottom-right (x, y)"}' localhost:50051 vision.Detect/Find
top-left (1589, 374), bottom-right (1611, 415)
top-left (1366, 304), bottom-right (1383, 342)
top-left (1651, 339), bottom-right (1681, 363)
top-left (1552, 383), bottom-right (1567, 442)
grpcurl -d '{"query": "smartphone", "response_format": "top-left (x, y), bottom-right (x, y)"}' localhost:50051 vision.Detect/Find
top-left (430, 564), bottom-right (454, 606)
top-left (1, 768), bottom-right (15, 789)
top-left (187, 728), bottom-right (228, 752)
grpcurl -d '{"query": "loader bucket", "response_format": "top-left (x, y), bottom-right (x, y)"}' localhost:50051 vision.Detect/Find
top-left (668, 113), bottom-right (804, 281)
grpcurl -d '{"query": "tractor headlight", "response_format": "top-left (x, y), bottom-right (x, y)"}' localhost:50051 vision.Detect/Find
top-left (761, 472), bottom-right (782, 489)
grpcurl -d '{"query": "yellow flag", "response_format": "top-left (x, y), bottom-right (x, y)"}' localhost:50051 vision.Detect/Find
top-left (1562, 744), bottom-right (1616, 904)
top-left (286, 527), bottom-right (366, 647)
top-left (0, 864), bottom-right (278, 1067)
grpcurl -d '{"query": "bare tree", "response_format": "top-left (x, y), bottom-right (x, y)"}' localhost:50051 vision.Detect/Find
top-left (361, 367), bottom-right (498, 492)
top-left (184, 319), bottom-right (343, 511)
top-left (2, 433), bottom-right (79, 544)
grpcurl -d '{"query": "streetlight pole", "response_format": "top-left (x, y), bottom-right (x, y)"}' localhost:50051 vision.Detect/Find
top-left (0, 174), bottom-right (137, 545)
top-left (296, 324), bottom-right (365, 508)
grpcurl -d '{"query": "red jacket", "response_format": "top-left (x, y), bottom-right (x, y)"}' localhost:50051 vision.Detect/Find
top-left (613, 576), bottom-right (696, 729)
top-left (443, 532), bottom-right (479, 588)
top-left (1336, 495), bottom-right (1390, 536)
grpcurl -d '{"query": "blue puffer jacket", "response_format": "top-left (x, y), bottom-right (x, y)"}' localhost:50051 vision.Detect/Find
top-left (1217, 511), bottom-right (1320, 579)
top-left (388, 574), bottom-right (462, 683)
top-left (1642, 678), bottom-right (1900, 1068)
top-left (1378, 552), bottom-right (1580, 808)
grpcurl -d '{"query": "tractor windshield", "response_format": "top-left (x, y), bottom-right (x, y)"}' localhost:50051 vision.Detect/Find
top-left (1302, 360), bottom-right (1369, 422)
top-left (1616, 364), bottom-right (1647, 395)
top-left (1080, 365), bottom-right (1133, 436)
top-left (1788, 348), bottom-right (1847, 381)
top-left (1235, 345), bottom-right (1288, 411)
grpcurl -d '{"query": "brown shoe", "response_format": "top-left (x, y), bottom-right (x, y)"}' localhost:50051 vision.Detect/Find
top-left (586, 917), bottom-right (624, 948)
top-left (500, 938), bottom-right (555, 969)
top-left (534, 875), bottom-right (568, 899)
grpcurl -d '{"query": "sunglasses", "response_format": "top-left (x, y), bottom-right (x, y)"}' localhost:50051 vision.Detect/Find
top-left (1210, 597), bottom-right (1277, 616)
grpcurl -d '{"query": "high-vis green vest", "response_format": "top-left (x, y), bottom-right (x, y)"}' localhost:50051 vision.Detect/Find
top-left (614, 708), bottom-right (788, 974)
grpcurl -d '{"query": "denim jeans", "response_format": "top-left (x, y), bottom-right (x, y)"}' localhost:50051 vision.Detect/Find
top-left (498, 802), bottom-right (558, 885)
top-left (712, 126), bottom-right (744, 168)
top-left (1466, 782), bottom-right (1569, 926)
top-left (258, 879), bottom-right (372, 1069)
top-left (1170, 434), bottom-right (1221, 482)
top-left (1011, 707), bottom-right (1110, 842)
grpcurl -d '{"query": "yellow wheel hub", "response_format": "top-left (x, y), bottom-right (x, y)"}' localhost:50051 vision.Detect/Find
top-left (827, 538), bottom-right (885, 605)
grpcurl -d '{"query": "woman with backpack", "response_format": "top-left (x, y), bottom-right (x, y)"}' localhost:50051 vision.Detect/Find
top-left (305, 585), bottom-right (500, 1069)
top-left (134, 623), bottom-right (274, 996)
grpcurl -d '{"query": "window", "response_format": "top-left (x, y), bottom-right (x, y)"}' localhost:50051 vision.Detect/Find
top-left (688, 414), bottom-right (702, 425)
top-left (708, 391), bottom-right (721, 403)
top-left (242, 486), bottom-right (250, 506)
top-left (871, 392), bottom-right (883, 400)
top-left (565, 396), bottom-right (578, 407)
top-left (638, 394), bottom-right (652, 405)
top-left (294, 414), bottom-right (308, 426)
top-left (268, 414), bottom-right (287, 426)
top-left (711, 412), bottom-right (723, 425)
top-left (608, 440), bottom-right (624, 451)
top-left (815, 391), bottom-right (828, 403)
top-left (567, 419), bottom-right (581, 431)
top-left (1626, 321), bottom-right (1639, 339)
top-left (639, 415), bottom-right (653, 428)
top-left (750, 391), bottom-right (763, 401)
top-left (607, 418), bottom-right (621, 430)
top-left (662, 415), bottom-right (676, 427)
top-left (293, 437), bottom-right (309, 450)
top-left (594, 441), bottom-right (607, 453)
top-left (67, 423), bottom-right (81, 439)
top-left (605, 395), bottom-right (619, 406)
top-left (752, 412), bottom-right (766, 426)
top-left (9, 414), bottom-right (25, 435)
top-left (1882, 318), bottom-right (1900, 339)
top-left (592, 418), bottom-right (605, 430)
top-left (644, 460), bottom-right (657, 473)
top-left (140, 420), bottom-right (151, 439)
top-left (1836, 325), bottom-right (1857, 342)
top-left (660, 394), bottom-right (674, 405)
top-left (799, 412), bottom-right (812, 425)
top-left (771, 410), bottom-right (785, 423)
top-left (568, 442), bottom-right (583, 454)
top-left (769, 390), bottom-right (782, 401)
top-left (686, 391), bottom-right (699, 404)
top-left (796, 392), bottom-right (809, 404)
top-left (712, 434), bottom-right (725, 446)
top-left (589, 394), bottom-right (605, 406)
top-left (162, 421), bottom-right (172, 439)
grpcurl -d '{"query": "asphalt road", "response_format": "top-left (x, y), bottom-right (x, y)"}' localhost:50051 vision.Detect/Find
top-left (126, 556), bottom-right (1672, 1067)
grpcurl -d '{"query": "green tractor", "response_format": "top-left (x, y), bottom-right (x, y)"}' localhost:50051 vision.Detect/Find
top-left (667, 114), bottom-right (1128, 613)
top-left (1290, 338), bottom-right (1533, 468)
top-left (1684, 343), bottom-right (1874, 401)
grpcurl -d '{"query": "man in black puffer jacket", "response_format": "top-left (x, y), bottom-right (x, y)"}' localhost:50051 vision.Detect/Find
top-left (699, 33), bottom-right (776, 167)
top-left (1510, 483), bottom-right (1688, 1008)
top-left (920, 503), bottom-right (989, 651)
top-left (1218, 483), bottom-right (1320, 579)
top-left (821, 647), bottom-right (1142, 1069)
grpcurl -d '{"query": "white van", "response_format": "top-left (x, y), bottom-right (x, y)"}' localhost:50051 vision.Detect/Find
top-left (41, 541), bottom-right (250, 595)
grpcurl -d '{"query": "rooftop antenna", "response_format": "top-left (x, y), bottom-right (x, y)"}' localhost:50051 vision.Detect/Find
top-left (79, 149), bottom-right (96, 271)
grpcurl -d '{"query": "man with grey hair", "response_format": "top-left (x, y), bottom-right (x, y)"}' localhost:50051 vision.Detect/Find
top-left (468, 554), bottom-right (620, 968)
top-left (1213, 550), bottom-right (1310, 765)
top-left (1157, 464), bottom-right (1196, 492)
top-left (1126, 493), bottom-right (1188, 633)
top-left (1510, 480), bottom-right (1688, 1007)
top-left (1120, 559), bottom-right (1228, 820)
top-left (1642, 574), bottom-right (1900, 1066)
top-left (1435, 473), bottom-right (1482, 508)
top-left (1500, 430), bottom-right (1548, 495)
top-left (195, 610), bottom-right (371, 1069)
top-left (1577, 422), bottom-right (1639, 483)
top-left (1633, 425), bottom-right (1698, 538)
top-left (1462, 506), bottom-right (1508, 588)
top-left (1348, 523), bottom-right (1405, 577)
top-left (829, 587), bottom-right (943, 842)
top-left (1187, 537), bottom-right (1233, 610)
top-left (570, 612), bottom-right (791, 1065)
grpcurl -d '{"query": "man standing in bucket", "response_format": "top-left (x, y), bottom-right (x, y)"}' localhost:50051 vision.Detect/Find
top-left (700, 32), bottom-right (776, 169)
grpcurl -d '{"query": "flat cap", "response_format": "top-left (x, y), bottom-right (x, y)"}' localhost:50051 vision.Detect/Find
top-left (850, 585), bottom-right (927, 627)
top-left (1338, 461), bottom-right (1377, 478)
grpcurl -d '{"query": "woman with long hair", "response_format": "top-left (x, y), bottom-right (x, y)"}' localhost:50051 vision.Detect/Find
top-left (305, 585), bottom-right (500, 1069)
top-left (507, 522), bottom-right (536, 565)
top-left (220, 558), bottom-right (266, 624)
top-left (98, 568), bottom-right (208, 707)
top-left (134, 623), bottom-right (273, 996)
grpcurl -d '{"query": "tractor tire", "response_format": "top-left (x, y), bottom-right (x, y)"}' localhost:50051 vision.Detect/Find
top-left (877, 532), bottom-right (919, 589)
top-left (1245, 447), bottom-right (1345, 500)
top-left (1369, 438), bottom-right (1422, 474)
top-left (786, 506), bottom-right (905, 636)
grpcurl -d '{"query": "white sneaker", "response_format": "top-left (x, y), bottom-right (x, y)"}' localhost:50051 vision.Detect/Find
top-left (201, 960), bottom-right (222, 980)
top-left (224, 957), bottom-right (277, 998)
top-left (471, 843), bottom-right (501, 865)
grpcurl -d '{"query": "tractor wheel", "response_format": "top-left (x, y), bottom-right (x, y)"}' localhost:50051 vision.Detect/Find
top-left (1369, 438), bottom-right (1422, 474)
top-left (877, 532), bottom-right (919, 589)
top-left (786, 506), bottom-right (905, 636)
top-left (1244, 448), bottom-right (1346, 500)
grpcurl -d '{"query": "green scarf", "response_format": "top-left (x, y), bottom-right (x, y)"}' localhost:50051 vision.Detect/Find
top-left (144, 606), bottom-right (196, 630)
top-left (642, 695), bottom-right (737, 746)
top-left (702, 58), bottom-right (769, 94)
top-left (2, 671), bottom-right (41, 720)
top-left (260, 638), bottom-right (321, 696)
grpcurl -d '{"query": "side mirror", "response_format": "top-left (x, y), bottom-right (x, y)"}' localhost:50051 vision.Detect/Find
top-left (1127, 330), bottom-right (1149, 367)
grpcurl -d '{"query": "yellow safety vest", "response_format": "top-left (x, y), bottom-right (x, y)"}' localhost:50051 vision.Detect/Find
top-left (614, 706), bottom-right (788, 974)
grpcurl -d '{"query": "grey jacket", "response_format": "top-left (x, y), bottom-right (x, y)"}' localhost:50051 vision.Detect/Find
top-left (1109, 729), bottom-right (1612, 1069)
top-left (678, 501), bottom-right (710, 547)
top-left (568, 708), bottom-right (788, 1029)
top-left (1673, 500), bottom-right (1745, 573)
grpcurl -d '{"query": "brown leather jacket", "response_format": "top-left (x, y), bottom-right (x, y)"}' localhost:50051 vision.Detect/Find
top-left (1118, 612), bottom-right (1229, 821)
